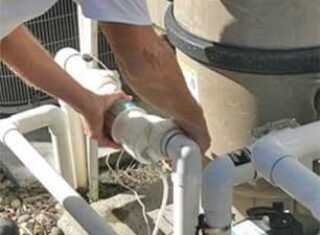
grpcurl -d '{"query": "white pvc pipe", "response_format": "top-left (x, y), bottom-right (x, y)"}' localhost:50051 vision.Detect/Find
top-left (252, 121), bottom-right (320, 222)
top-left (55, 48), bottom-right (121, 190)
top-left (87, 137), bottom-right (99, 202)
top-left (272, 157), bottom-right (320, 221)
top-left (77, 6), bottom-right (98, 58)
top-left (55, 48), bottom-right (89, 189)
top-left (166, 134), bottom-right (202, 235)
top-left (202, 151), bottom-right (256, 234)
top-left (77, 12), bottom-right (100, 198)
top-left (7, 105), bottom-right (75, 186)
top-left (55, 48), bottom-right (121, 93)
top-left (59, 101), bottom-right (88, 189)
top-left (0, 122), bottom-right (117, 235)
top-left (56, 47), bottom-right (204, 235)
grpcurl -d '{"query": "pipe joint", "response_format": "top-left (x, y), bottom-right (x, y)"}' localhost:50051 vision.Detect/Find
top-left (45, 107), bottom-right (69, 136)
top-left (252, 135), bottom-right (295, 185)
top-left (202, 156), bottom-right (235, 228)
top-left (202, 148), bottom-right (256, 229)
top-left (167, 134), bottom-right (202, 175)
top-left (0, 120), bottom-right (18, 144)
top-left (166, 134), bottom-right (202, 235)
top-left (148, 118), bottom-right (182, 159)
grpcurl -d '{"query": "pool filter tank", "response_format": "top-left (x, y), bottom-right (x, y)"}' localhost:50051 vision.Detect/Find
top-left (165, 1), bottom-right (320, 234)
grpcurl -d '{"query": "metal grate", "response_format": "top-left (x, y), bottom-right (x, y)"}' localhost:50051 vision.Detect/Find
top-left (0, 0), bottom-right (118, 115)
top-left (98, 29), bottom-right (118, 70)
top-left (0, 0), bottom-right (79, 114)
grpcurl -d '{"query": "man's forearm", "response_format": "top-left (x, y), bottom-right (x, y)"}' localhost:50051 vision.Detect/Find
top-left (0, 26), bottom-right (95, 115)
top-left (100, 23), bottom-right (206, 128)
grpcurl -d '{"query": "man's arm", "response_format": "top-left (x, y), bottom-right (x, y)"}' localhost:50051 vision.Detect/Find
top-left (0, 25), bottom-right (129, 147)
top-left (99, 23), bottom-right (211, 152)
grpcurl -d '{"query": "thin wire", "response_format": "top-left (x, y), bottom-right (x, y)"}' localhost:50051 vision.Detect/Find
top-left (63, 52), bottom-right (119, 84)
top-left (83, 53), bottom-right (119, 84)
top-left (106, 152), bottom-right (152, 235)
top-left (152, 166), bottom-right (169, 235)
top-left (116, 153), bottom-right (141, 184)
top-left (115, 153), bottom-right (169, 235)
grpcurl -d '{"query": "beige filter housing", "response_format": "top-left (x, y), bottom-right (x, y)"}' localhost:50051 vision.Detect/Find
top-left (172, 0), bottom-right (320, 155)
top-left (168, 0), bottom-right (320, 233)
top-left (146, 0), bottom-right (171, 30)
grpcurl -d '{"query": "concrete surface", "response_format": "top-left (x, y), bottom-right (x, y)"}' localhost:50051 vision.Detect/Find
top-left (58, 180), bottom-right (174, 235)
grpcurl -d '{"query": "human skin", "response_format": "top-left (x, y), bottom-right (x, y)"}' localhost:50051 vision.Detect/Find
top-left (99, 23), bottom-right (211, 152)
top-left (0, 24), bottom-right (210, 153)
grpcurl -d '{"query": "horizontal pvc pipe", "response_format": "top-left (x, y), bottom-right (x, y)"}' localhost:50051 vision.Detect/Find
top-left (272, 157), bottom-right (320, 221)
top-left (0, 123), bottom-right (117, 235)
top-left (252, 121), bottom-right (320, 222)
top-left (166, 134), bottom-right (202, 235)
top-left (269, 121), bottom-right (320, 160)
top-left (9, 105), bottom-right (64, 134)
top-left (55, 48), bottom-right (121, 93)
top-left (202, 151), bottom-right (256, 232)
top-left (252, 121), bottom-right (320, 185)
top-left (7, 105), bottom-right (75, 186)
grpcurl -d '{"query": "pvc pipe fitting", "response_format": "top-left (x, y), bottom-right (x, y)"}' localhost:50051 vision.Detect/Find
top-left (202, 149), bottom-right (255, 231)
top-left (166, 134), bottom-right (202, 235)
top-left (252, 120), bottom-right (320, 221)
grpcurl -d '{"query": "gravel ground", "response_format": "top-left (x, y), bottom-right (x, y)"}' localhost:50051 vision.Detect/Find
top-left (0, 155), bottom-right (162, 235)
top-left (0, 172), bottom-right (64, 235)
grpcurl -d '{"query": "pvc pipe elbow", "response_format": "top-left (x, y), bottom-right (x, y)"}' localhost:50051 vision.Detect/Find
top-left (166, 134), bottom-right (202, 176)
top-left (45, 107), bottom-right (68, 136)
top-left (202, 156), bottom-right (235, 228)
top-left (0, 120), bottom-right (17, 144)
top-left (202, 156), bottom-right (234, 198)
top-left (55, 48), bottom-right (87, 71)
top-left (203, 156), bottom-right (235, 191)
top-left (165, 134), bottom-right (202, 235)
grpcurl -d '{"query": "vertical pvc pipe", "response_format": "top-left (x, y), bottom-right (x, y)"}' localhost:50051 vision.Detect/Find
top-left (55, 48), bottom-right (122, 191)
top-left (202, 151), bottom-right (256, 234)
top-left (87, 138), bottom-right (99, 202)
top-left (78, 6), bottom-right (100, 199)
top-left (7, 105), bottom-right (75, 187)
top-left (55, 48), bottom-right (89, 189)
top-left (166, 134), bottom-right (202, 235)
top-left (59, 102), bottom-right (88, 189)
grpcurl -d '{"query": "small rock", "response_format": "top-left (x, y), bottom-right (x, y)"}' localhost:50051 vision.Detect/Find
top-left (10, 198), bottom-right (21, 209)
top-left (50, 227), bottom-right (63, 235)
top-left (35, 213), bottom-right (49, 224)
top-left (0, 206), bottom-right (5, 213)
top-left (33, 223), bottom-right (44, 234)
top-left (54, 203), bottom-right (62, 212)
top-left (17, 214), bottom-right (30, 224)
top-left (35, 201), bottom-right (43, 208)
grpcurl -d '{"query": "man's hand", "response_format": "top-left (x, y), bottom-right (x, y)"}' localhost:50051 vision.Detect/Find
top-left (81, 91), bottom-right (132, 148)
top-left (0, 26), bottom-right (133, 149)
top-left (99, 23), bottom-right (211, 154)
top-left (178, 114), bottom-right (211, 154)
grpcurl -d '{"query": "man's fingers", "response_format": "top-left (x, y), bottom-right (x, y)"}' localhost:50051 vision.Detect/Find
top-left (106, 91), bottom-right (132, 107)
top-left (97, 135), bottom-right (122, 149)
